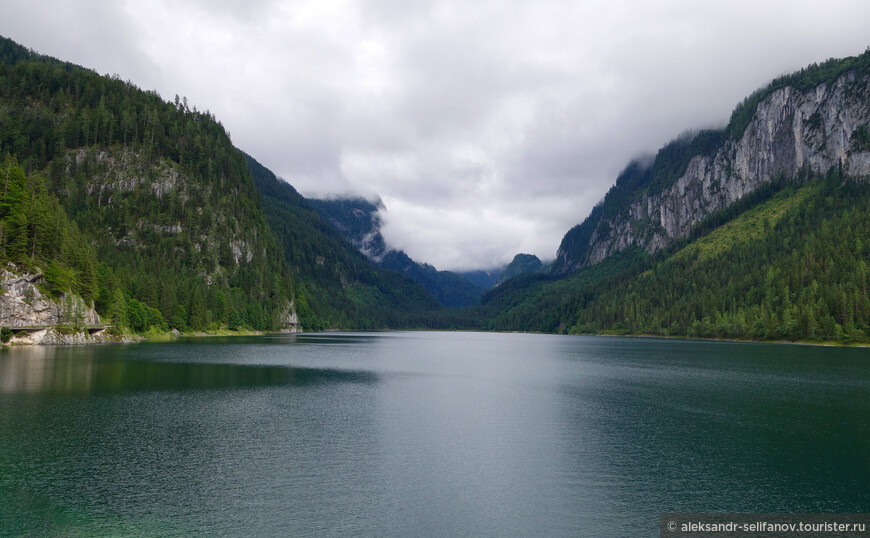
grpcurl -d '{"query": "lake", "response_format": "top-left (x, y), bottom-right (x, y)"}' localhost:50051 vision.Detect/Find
top-left (1, 332), bottom-right (869, 536)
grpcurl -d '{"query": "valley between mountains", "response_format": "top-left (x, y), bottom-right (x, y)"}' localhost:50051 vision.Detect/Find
top-left (2, 35), bottom-right (870, 344)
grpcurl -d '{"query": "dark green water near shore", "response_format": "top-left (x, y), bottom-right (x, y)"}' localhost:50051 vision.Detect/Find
top-left (1, 332), bottom-right (869, 536)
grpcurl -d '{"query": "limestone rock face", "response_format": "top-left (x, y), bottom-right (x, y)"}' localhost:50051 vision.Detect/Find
top-left (276, 300), bottom-right (301, 333)
top-left (0, 268), bottom-right (100, 328)
top-left (7, 327), bottom-right (134, 345)
top-left (558, 70), bottom-right (870, 271)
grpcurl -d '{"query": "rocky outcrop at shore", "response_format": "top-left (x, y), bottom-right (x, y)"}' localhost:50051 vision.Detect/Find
top-left (0, 266), bottom-right (134, 345)
top-left (0, 268), bottom-right (100, 328)
top-left (276, 300), bottom-right (302, 333)
top-left (7, 327), bottom-right (136, 345)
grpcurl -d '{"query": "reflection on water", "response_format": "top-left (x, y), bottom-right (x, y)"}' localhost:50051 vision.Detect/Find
top-left (0, 345), bottom-right (98, 393)
top-left (0, 343), bottom-right (377, 394)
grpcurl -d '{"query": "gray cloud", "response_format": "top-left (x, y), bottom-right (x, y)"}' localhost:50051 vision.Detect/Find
top-left (3, 0), bottom-right (870, 270)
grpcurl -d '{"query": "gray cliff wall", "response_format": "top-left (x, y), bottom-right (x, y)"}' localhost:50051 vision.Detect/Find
top-left (277, 300), bottom-right (301, 333)
top-left (565, 70), bottom-right (870, 269)
top-left (0, 268), bottom-right (100, 328)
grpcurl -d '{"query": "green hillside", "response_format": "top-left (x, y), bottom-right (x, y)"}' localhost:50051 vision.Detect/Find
top-left (0, 154), bottom-right (99, 302)
top-left (570, 173), bottom-right (870, 342)
top-left (496, 253), bottom-right (543, 285)
top-left (480, 49), bottom-right (870, 344)
top-left (482, 171), bottom-right (870, 343)
top-left (477, 248), bottom-right (646, 333)
top-left (0, 36), bottom-right (296, 333)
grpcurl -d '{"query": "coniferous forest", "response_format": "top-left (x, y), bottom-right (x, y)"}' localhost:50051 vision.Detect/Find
top-left (479, 173), bottom-right (870, 343)
top-left (0, 36), bottom-right (296, 333)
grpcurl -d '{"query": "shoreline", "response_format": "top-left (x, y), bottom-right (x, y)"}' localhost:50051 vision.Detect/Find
top-left (568, 331), bottom-right (870, 348)
top-left (3, 324), bottom-right (867, 348)
top-left (187, 327), bottom-right (870, 349)
top-left (0, 326), bottom-right (298, 347)
top-left (164, 327), bottom-right (870, 348)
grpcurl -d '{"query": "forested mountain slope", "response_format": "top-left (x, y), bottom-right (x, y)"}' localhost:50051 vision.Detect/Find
top-left (567, 175), bottom-right (870, 341)
top-left (481, 50), bottom-right (870, 343)
top-left (555, 50), bottom-right (870, 272)
top-left (246, 155), bottom-right (442, 328)
top-left (0, 34), bottom-right (444, 333)
top-left (0, 36), bottom-right (298, 333)
top-left (496, 254), bottom-right (543, 285)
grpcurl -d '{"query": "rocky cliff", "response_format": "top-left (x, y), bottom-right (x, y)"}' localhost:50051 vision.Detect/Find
top-left (0, 268), bottom-right (100, 328)
top-left (0, 266), bottom-right (134, 344)
top-left (556, 54), bottom-right (870, 272)
top-left (277, 300), bottom-right (301, 333)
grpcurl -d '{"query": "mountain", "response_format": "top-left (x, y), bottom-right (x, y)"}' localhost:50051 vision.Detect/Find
top-left (555, 51), bottom-right (870, 273)
top-left (5, 31), bottom-right (870, 343)
top-left (309, 196), bottom-right (487, 308)
top-left (0, 154), bottom-right (127, 343)
top-left (481, 49), bottom-right (870, 343)
top-left (0, 34), bottom-right (447, 334)
top-left (246, 157), bottom-right (442, 328)
top-left (496, 254), bottom-right (543, 285)
top-left (568, 177), bottom-right (870, 341)
top-left (455, 269), bottom-right (503, 289)
top-left (307, 196), bottom-right (390, 260)
top-left (0, 35), bottom-right (299, 333)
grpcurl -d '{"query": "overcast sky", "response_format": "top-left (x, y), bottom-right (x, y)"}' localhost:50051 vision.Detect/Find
top-left (3, 1), bottom-right (870, 270)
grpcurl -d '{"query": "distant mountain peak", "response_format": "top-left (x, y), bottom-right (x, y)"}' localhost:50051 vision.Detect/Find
top-left (308, 196), bottom-right (489, 307)
top-left (497, 253), bottom-right (543, 285)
